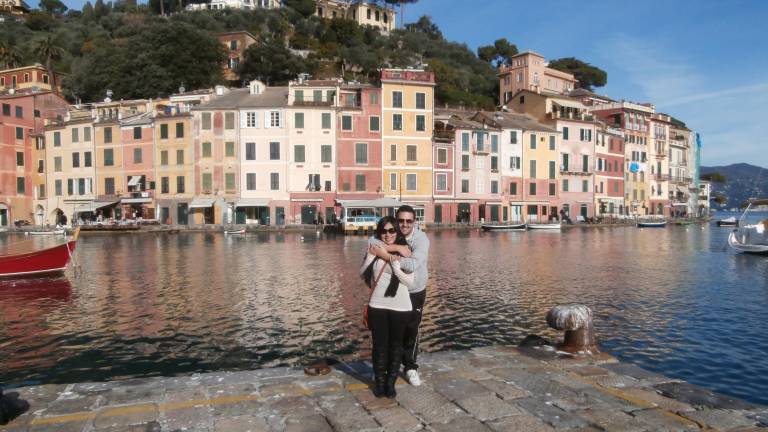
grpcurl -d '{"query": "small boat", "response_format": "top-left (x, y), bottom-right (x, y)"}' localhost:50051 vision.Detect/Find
top-left (224, 228), bottom-right (246, 235)
top-left (0, 227), bottom-right (80, 278)
top-left (26, 229), bottom-right (66, 236)
top-left (728, 199), bottom-right (768, 255)
top-left (481, 222), bottom-right (527, 231)
top-left (637, 221), bottom-right (667, 228)
top-left (528, 223), bottom-right (562, 230)
top-left (716, 217), bottom-right (738, 227)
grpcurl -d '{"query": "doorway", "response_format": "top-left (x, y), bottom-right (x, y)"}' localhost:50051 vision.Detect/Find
top-left (458, 203), bottom-right (470, 223)
top-left (301, 205), bottom-right (316, 224)
top-left (177, 203), bottom-right (188, 225)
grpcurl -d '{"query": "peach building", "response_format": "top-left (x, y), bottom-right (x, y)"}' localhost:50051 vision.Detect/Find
top-left (594, 126), bottom-right (625, 216)
top-left (498, 51), bottom-right (577, 105)
top-left (315, 0), bottom-right (396, 32)
top-left (119, 112), bottom-right (156, 219)
top-left (649, 113), bottom-right (672, 216)
top-left (217, 31), bottom-right (258, 83)
top-left (0, 65), bottom-right (63, 94)
top-left (154, 107), bottom-right (195, 225)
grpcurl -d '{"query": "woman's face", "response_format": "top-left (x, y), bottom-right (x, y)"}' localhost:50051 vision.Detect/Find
top-left (381, 223), bottom-right (397, 245)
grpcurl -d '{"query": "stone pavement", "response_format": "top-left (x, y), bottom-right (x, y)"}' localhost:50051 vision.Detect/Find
top-left (1, 345), bottom-right (765, 431)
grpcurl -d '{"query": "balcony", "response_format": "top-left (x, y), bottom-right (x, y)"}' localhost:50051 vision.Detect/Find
top-left (670, 176), bottom-right (693, 184)
top-left (293, 99), bottom-right (334, 107)
top-left (433, 130), bottom-right (455, 142)
top-left (652, 174), bottom-right (670, 181)
top-left (381, 69), bottom-right (435, 83)
top-left (559, 165), bottom-right (592, 176)
top-left (655, 150), bottom-right (667, 158)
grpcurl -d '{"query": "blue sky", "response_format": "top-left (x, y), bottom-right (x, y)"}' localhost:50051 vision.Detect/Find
top-left (50, 0), bottom-right (768, 166)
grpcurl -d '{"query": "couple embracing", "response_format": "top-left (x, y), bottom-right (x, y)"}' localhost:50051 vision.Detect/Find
top-left (359, 205), bottom-right (430, 398)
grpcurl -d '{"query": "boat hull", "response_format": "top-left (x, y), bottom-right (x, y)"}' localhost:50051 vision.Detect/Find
top-left (27, 230), bottom-right (66, 235)
top-left (716, 220), bottom-right (738, 227)
top-left (224, 229), bottom-right (246, 235)
top-left (637, 222), bottom-right (667, 228)
top-left (528, 224), bottom-right (562, 230)
top-left (728, 231), bottom-right (768, 255)
top-left (481, 223), bottom-right (527, 231)
top-left (0, 240), bottom-right (77, 277)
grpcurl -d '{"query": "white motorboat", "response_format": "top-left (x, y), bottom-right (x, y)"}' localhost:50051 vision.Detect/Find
top-left (26, 229), bottom-right (66, 236)
top-left (728, 199), bottom-right (768, 255)
top-left (481, 222), bottom-right (527, 231)
top-left (527, 223), bottom-right (562, 230)
top-left (224, 228), bottom-right (246, 235)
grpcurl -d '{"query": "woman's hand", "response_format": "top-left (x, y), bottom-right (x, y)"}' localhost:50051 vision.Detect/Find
top-left (369, 244), bottom-right (390, 260)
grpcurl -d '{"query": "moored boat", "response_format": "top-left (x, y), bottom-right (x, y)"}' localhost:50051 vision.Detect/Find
top-left (0, 227), bottom-right (80, 278)
top-left (224, 228), bottom-right (246, 235)
top-left (728, 199), bottom-right (768, 255)
top-left (481, 222), bottom-right (527, 231)
top-left (26, 229), bottom-right (66, 236)
top-left (527, 223), bottom-right (562, 230)
top-left (716, 217), bottom-right (738, 227)
top-left (637, 221), bottom-right (667, 228)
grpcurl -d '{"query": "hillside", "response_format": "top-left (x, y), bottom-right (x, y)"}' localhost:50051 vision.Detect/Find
top-left (0, 1), bottom-right (607, 107)
top-left (700, 163), bottom-right (768, 209)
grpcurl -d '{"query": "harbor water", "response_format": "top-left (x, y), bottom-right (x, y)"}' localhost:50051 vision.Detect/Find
top-left (1, 217), bottom-right (767, 406)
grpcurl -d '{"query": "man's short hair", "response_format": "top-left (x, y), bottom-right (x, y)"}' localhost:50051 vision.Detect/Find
top-left (396, 205), bottom-right (416, 218)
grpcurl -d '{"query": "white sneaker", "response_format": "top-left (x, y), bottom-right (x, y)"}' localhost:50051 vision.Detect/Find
top-left (406, 369), bottom-right (422, 386)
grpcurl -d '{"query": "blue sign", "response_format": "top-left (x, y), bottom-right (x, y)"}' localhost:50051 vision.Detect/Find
top-left (629, 162), bottom-right (640, 173)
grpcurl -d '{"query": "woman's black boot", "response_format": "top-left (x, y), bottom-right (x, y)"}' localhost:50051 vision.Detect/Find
top-left (385, 373), bottom-right (398, 398)
top-left (372, 374), bottom-right (387, 398)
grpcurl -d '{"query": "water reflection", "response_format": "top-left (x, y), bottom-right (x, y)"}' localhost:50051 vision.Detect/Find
top-left (0, 222), bottom-right (766, 405)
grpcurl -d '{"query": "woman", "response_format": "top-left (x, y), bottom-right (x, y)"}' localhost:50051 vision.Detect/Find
top-left (360, 216), bottom-right (414, 398)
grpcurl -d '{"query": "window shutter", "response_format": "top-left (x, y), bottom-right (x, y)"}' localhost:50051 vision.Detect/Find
top-left (240, 111), bottom-right (248, 128)
top-left (264, 112), bottom-right (271, 129)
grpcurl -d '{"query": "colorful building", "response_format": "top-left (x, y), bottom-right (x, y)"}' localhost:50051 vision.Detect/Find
top-left (594, 126), bottom-right (625, 216)
top-left (314, 0), bottom-right (396, 32)
top-left (154, 105), bottom-right (195, 225)
top-left (0, 65), bottom-right (63, 94)
top-left (498, 51), bottom-right (577, 105)
top-left (380, 68), bottom-right (435, 222)
top-left (217, 31), bottom-right (258, 83)
top-left (648, 113), bottom-right (672, 216)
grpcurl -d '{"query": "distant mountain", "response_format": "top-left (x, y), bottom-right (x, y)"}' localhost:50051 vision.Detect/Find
top-left (700, 163), bottom-right (768, 209)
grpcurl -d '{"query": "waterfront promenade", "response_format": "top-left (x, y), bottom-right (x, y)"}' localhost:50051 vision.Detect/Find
top-left (2, 344), bottom-right (765, 431)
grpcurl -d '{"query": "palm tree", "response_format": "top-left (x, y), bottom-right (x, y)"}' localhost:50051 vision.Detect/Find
top-left (33, 35), bottom-right (65, 95)
top-left (0, 41), bottom-right (21, 70)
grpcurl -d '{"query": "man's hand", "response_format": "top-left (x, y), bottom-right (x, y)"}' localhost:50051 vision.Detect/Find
top-left (369, 244), bottom-right (390, 260)
top-left (383, 244), bottom-right (410, 256)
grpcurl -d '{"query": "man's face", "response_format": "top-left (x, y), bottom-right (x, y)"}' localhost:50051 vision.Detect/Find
top-left (397, 211), bottom-right (416, 236)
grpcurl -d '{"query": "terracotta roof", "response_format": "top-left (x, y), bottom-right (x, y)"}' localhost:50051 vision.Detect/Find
top-left (197, 87), bottom-right (289, 109)
top-left (477, 111), bottom-right (557, 133)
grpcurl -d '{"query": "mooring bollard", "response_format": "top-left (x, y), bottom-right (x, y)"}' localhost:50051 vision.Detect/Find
top-left (546, 304), bottom-right (599, 354)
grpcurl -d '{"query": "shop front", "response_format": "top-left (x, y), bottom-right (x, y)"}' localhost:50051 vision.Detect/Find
top-left (189, 198), bottom-right (216, 224)
top-left (234, 198), bottom-right (271, 225)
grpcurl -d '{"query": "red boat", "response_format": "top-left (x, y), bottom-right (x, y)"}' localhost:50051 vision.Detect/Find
top-left (0, 228), bottom-right (80, 278)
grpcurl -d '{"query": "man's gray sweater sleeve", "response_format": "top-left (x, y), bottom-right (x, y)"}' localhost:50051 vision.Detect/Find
top-left (399, 231), bottom-right (429, 274)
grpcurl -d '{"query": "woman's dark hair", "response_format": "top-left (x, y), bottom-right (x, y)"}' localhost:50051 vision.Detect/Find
top-left (363, 216), bottom-right (408, 297)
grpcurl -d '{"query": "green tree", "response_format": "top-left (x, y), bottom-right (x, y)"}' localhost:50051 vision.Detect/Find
top-left (283, 0), bottom-right (315, 18)
top-left (33, 35), bottom-right (66, 95)
top-left (701, 172), bottom-right (727, 183)
top-left (547, 57), bottom-right (607, 91)
top-left (383, 0), bottom-right (418, 28)
top-left (39, 0), bottom-right (69, 15)
top-left (713, 194), bottom-right (727, 206)
top-left (0, 41), bottom-right (22, 69)
top-left (477, 38), bottom-right (517, 66)
top-left (238, 37), bottom-right (314, 85)
top-left (93, 0), bottom-right (111, 17)
top-left (404, 15), bottom-right (441, 39)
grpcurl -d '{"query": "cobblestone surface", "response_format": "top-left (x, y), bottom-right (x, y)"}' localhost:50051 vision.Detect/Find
top-left (1, 345), bottom-right (764, 431)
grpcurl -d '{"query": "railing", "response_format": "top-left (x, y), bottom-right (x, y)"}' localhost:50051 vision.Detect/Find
top-left (293, 100), bottom-right (334, 107)
top-left (381, 69), bottom-right (435, 83)
top-left (670, 176), bottom-right (693, 184)
top-left (433, 130), bottom-right (454, 142)
top-left (653, 174), bottom-right (670, 181)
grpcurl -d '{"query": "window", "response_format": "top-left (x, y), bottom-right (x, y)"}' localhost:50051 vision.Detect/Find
top-left (202, 112), bottom-right (212, 130)
top-left (583, 155), bottom-right (589, 172)
top-left (342, 115), bottom-right (352, 131)
top-left (202, 142), bottom-right (212, 158)
top-left (583, 180), bottom-right (589, 192)
top-left (406, 173), bottom-right (417, 191)
top-left (54, 156), bottom-right (62, 172)
top-left (563, 179), bottom-right (569, 192)
top-left (55, 179), bottom-right (62, 196)
top-left (177, 176), bottom-right (185, 193)
top-left (355, 143), bottom-right (368, 164)
top-left (225, 173), bottom-right (235, 191)
top-left (529, 183), bottom-right (536, 195)
top-left (161, 150), bottom-right (169, 166)
top-left (15, 105), bottom-right (22, 118)
top-left (1, 104), bottom-right (9, 115)
top-left (406, 145), bottom-right (417, 162)
top-left (295, 90), bottom-right (304, 102)
top-left (370, 92), bottom-right (378, 104)
top-left (269, 111), bottom-right (282, 128)
top-left (461, 155), bottom-right (469, 170)
top-left (436, 173), bottom-right (447, 191)
top-left (437, 148), bottom-right (447, 164)
top-left (270, 173), bottom-right (279, 190)
top-left (416, 115), bottom-right (425, 132)
top-left (161, 177), bottom-right (169, 194)
top-left (510, 182), bottom-right (517, 195)
top-left (104, 178), bottom-right (114, 195)
top-left (369, 116), bottom-right (380, 131)
top-left (562, 127), bottom-right (569, 140)
top-left (392, 114), bottom-right (402, 131)
top-left (549, 183), bottom-right (556, 196)
top-left (416, 92), bottom-right (426, 109)
top-left (549, 161), bottom-right (555, 179)
top-left (16, 151), bottom-right (23, 166)
top-left (294, 145), bottom-right (305, 163)
top-left (133, 148), bottom-right (142, 163)
top-left (510, 131), bottom-right (518, 144)
top-left (84, 127), bottom-right (91, 142)
top-left (202, 173), bottom-right (212, 191)
top-left (84, 152), bottom-right (92, 167)
top-left (245, 112), bottom-right (258, 128)
top-left (321, 145), bottom-right (332, 163)
top-left (461, 179), bottom-right (469, 193)
top-left (16, 177), bottom-right (24, 194)
top-left (103, 127), bottom-right (112, 144)
top-left (529, 160), bottom-right (536, 178)
top-left (270, 142), bottom-right (280, 160)
top-left (390, 173), bottom-right (397, 191)
top-left (491, 135), bottom-right (499, 153)
top-left (230, 39), bottom-right (237, 50)
top-left (313, 89), bottom-right (322, 102)
top-left (530, 134), bottom-right (536, 149)
top-left (132, 127), bottom-right (141, 140)
top-left (491, 180), bottom-right (499, 194)
top-left (54, 131), bottom-right (61, 146)
top-left (295, 112), bottom-right (304, 129)
top-left (67, 179), bottom-right (73, 195)
top-left (355, 174), bottom-right (366, 192)
top-left (245, 142), bottom-right (256, 160)
top-left (390, 144), bottom-right (397, 161)
top-left (176, 122), bottom-right (186, 137)
top-left (462, 133), bottom-right (470, 151)
top-left (220, 142), bottom-right (232, 158)
top-left (549, 136), bottom-right (555, 150)
top-left (160, 124), bottom-right (169, 139)
top-left (477, 133), bottom-right (484, 151)
top-left (392, 91), bottom-right (403, 108)
top-left (491, 156), bottom-right (498, 171)
top-left (510, 156), bottom-right (521, 169)
top-left (613, 181), bottom-right (619, 193)
top-left (72, 152), bottom-right (80, 168)
top-left (37, 159), bottom-right (43, 173)
top-left (322, 113), bottom-right (331, 129)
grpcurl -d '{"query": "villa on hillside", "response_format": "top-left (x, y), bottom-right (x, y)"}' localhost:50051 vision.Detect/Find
top-left (315, 0), bottom-right (395, 33)
top-left (186, 0), bottom-right (280, 12)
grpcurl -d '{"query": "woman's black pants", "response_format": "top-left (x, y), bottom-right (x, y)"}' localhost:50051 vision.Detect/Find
top-left (368, 306), bottom-right (411, 385)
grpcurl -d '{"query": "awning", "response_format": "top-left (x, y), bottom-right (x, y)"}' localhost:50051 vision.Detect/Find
top-left (290, 198), bottom-right (323, 202)
top-left (121, 197), bottom-right (152, 204)
top-left (336, 198), bottom-right (404, 208)
top-left (127, 176), bottom-right (142, 187)
top-left (189, 198), bottom-right (216, 208)
top-left (235, 198), bottom-right (270, 208)
top-left (672, 203), bottom-right (689, 207)
top-left (74, 201), bottom-right (119, 213)
top-left (552, 99), bottom-right (586, 109)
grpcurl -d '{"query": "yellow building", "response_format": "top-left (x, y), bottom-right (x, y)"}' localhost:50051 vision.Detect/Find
top-left (154, 108), bottom-right (195, 225)
top-left (380, 68), bottom-right (435, 221)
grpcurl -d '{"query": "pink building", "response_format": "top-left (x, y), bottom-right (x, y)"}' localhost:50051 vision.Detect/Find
top-left (120, 113), bottom-right (156, 219)
top-left (432, 112), bottom-right (456, 224)
top-left (595, 127), bottom-right (625, 216)
top-left (498, 51), bottom-right (577, 105)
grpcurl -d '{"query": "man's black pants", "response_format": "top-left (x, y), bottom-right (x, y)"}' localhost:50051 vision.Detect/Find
top-left (402, 290), bottom-right (426, 372)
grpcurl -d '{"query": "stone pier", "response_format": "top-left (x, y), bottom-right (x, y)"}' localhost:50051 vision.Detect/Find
top-left (1, 345), bottom-right (765, 431)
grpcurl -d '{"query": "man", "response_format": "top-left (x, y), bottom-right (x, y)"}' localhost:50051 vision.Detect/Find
top-left (369, 205), bottom-right (430, 386)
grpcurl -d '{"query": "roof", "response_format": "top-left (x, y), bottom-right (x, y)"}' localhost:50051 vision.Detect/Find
top-left (216, 31), bottom-right (258, 41)
top-left (197, 87), bottom-right (289, 110)
top-left (292, 79), bottom-right (342, 87)
top-left (435, 110), bottom-right (500, 131)
top-left (477, 111), bottom-right (557, 133)
top-left (121, 112), bottom-right (154, 126)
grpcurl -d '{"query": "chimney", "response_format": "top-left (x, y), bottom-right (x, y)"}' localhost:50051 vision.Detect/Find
top-left (215, 85), bottom-right (226, 96)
